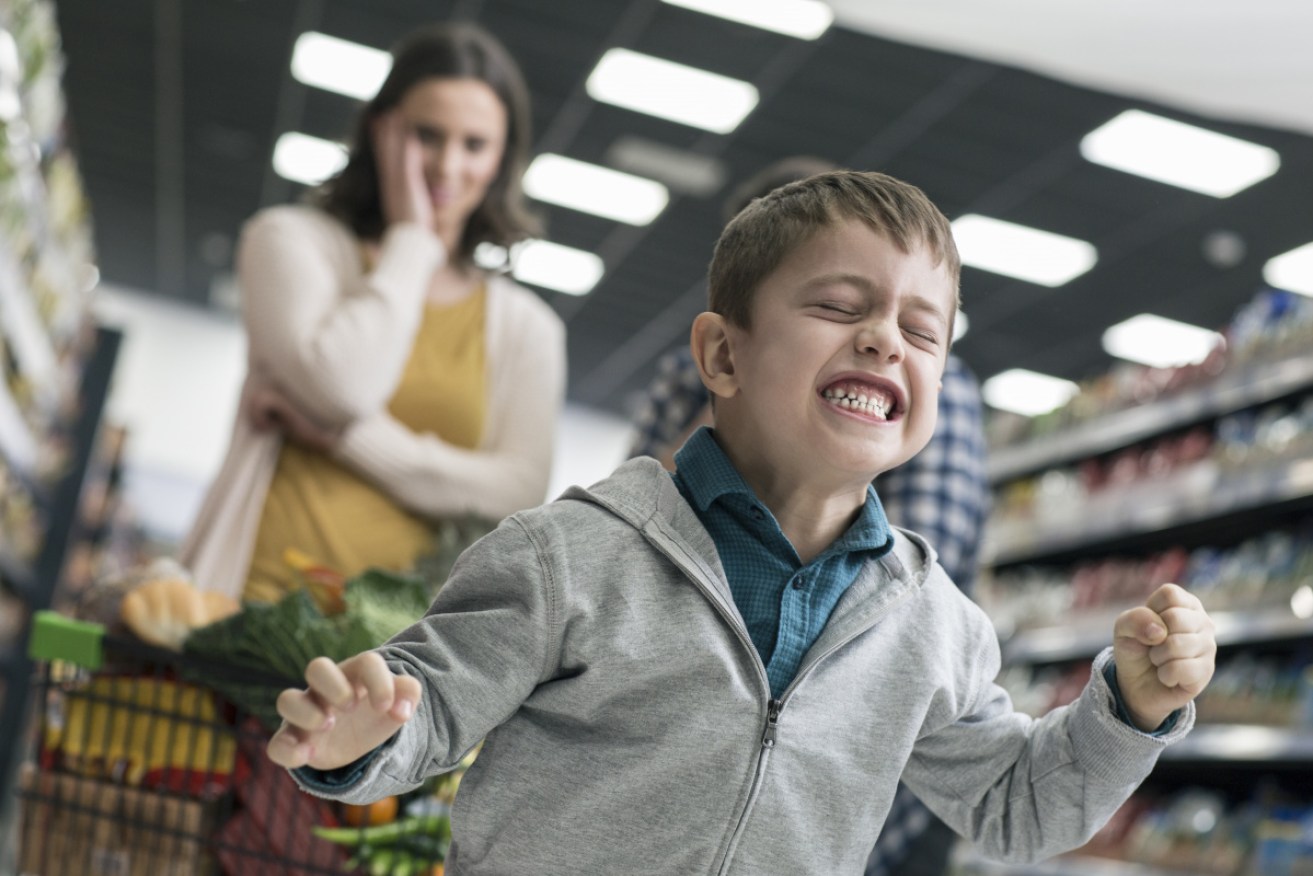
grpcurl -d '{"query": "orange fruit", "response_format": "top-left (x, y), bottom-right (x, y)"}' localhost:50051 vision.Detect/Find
top-left (340, 796), bottom-right (399, 827)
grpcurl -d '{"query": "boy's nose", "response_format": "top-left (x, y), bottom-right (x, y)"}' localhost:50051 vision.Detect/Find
top-left (857, 319), bottom-right (904, 362)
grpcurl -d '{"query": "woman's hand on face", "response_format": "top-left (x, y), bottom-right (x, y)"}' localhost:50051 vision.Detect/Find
top-left (373, 110), bottom-right (432, 231)
top-left (246, 381), bottom-right (342, 452)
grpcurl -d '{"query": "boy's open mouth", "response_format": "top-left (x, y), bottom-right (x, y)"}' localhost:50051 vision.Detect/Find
top-left (821, 380), bottom-right (900, 421)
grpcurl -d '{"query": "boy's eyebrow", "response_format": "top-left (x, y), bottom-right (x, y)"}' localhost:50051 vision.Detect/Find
top-left (801, 273), bottom-right (950, 326)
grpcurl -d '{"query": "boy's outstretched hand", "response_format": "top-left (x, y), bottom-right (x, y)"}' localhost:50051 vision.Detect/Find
top-left (267, 652), bottom-right (421, 771)
top-left (1112, 583), bottom-right (1216, 732)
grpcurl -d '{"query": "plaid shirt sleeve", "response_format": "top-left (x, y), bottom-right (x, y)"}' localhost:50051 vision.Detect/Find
top-left (875, 354), bottom-right (990, 596)
top-left (627, 347), bottom-right (710, 460)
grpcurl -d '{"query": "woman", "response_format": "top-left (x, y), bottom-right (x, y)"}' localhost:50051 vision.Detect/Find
top-left (181, 23), bottom-right (566, 602)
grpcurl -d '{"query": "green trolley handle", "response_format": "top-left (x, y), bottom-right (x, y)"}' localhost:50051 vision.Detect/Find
top-left (28, 610), bottom-right (106, 670)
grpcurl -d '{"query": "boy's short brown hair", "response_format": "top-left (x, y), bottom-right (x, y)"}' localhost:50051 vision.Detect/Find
top-left (708, 170), bottom-right (961, 328)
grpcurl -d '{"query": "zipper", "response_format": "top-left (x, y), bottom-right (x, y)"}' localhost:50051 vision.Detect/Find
top-left (716, 699), bottom-right (782, 876)
top-left (761, 699), bottom-right (781, 749)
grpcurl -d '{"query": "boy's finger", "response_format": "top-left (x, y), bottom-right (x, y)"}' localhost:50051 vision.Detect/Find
top-left (1154, 656), bottom-right (1213, 692)
top-left (305, 656), bottom-right (355, 709)
top-left (1156, 606), bottom-right (1214, 639)
top-left (1145, 583), bottom-right (1200, 615)
top-left (267, 725), bottom-right (312, 769)
top-left (390, 673), bottom-right (422, 722)
top-left (276, 687), bottom-right (334, 731)
top-left (1113, 606), bottom-right (1167, 647)
top-left (1148, 632), bottom-right (1213, 667)
top-left (344, 652), bottom-right (397, 711)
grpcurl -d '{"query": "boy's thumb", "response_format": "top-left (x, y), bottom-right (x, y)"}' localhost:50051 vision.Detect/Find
top-left (391, 674), bottom-right (422, 722)
top-left (1114, 606), bottom-right (1167, 649)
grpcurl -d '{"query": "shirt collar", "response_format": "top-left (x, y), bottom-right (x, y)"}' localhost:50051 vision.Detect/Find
top-left (673, 427), bottom-right (892, 556)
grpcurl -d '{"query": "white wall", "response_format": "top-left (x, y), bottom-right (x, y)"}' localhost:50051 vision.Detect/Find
top-left (90, 285), bottom-right (635, 542)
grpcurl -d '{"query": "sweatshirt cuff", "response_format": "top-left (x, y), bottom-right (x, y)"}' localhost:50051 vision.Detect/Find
top-left (294, 746), bottom-right (385, 793)
top-left (1068, 647), bottom-right (1194, 785)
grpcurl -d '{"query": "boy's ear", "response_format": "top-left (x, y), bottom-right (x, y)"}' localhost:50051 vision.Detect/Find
top-left (690, 312), bottom-right (739, 400)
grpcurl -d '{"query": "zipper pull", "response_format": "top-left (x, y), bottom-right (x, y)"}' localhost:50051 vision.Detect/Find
top-left (762, 699), bottom-right (781, 749)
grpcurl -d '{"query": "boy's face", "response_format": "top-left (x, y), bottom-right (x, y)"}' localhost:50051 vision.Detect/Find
top-left (706, 218), bottom-right (955, 490)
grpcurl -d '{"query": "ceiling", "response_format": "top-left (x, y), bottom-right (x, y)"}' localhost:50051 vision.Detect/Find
top-left (51, 0), bottom-right (1313, 420)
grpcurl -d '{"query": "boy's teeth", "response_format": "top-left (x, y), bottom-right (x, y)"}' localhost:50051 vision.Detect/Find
top-left (823, 385), bottom-right (891, 419)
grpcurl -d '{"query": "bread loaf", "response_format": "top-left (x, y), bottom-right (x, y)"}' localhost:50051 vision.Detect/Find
top-left (121, 576), bottom-right (240, 650)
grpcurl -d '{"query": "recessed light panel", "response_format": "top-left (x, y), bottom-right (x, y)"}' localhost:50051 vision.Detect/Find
top-left (1263, 242), bottom-right (1313, 297)
top-left (272, 132), bottom-right (348, 186)
top-left (523, 154), bottom-right (669, 225)
top-left (512, 240), bottom-right (605, 296)
top-left (982, 368), bottom-right (1080, 417)
top-left (586, 49), bottom-right (758, 134)
top-left (1081, 109), bottom-right (1280, 198)
top-left (661, 0), bottom-right (833, 39)
top-left (1102, 314), bottom-right (1222, 368)
top-left (951, 215), bottom-right (1097, 287)
top-left (291, 32), bottom-right (390, 100)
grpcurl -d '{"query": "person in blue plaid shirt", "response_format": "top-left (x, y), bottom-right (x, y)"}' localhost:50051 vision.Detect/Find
top-left (629, 348), bottom-right (987, 876)
top-left (629, 163), bottom-right (990, 876)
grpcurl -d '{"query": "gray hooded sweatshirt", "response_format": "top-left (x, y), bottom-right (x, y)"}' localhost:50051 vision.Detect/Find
top-left (297, 458), bottom-right (1193, 875)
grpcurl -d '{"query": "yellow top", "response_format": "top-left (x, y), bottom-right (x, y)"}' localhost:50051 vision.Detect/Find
top-left (245, 286), bottom-right (487, 603)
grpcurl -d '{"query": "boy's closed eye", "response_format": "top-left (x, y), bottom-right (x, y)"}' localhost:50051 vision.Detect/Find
top-left (812, 300), bottom-right (863, 318)
top-left (902, 324), bottom-right (941, 345)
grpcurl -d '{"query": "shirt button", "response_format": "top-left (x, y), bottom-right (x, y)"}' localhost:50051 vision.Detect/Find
top-left (792, 576), bottom-right (804, 590)
top-left (751, 507), bottom-right (765, 521)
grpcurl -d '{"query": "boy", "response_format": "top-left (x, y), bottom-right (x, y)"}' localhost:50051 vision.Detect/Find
top-left (269, 171), bottom-right (1216, 875)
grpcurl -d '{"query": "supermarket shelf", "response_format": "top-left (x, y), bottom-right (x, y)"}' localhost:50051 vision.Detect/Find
top-left (987, 355), bottom-right (1313, 484)
top-left (1161, 724), bottom-right (1313, 763)
top-left (984, 458), bottom-right (1313, 567)
top-left (954, 850), bottom-right (1182, 876)
top-left (1002, 608), bottom-right (1313, 666)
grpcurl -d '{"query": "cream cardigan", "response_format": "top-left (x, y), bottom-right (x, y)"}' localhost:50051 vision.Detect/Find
top-left (180, 206), bottom-right (567, 599)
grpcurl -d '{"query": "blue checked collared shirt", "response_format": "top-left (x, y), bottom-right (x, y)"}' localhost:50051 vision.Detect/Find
top-left (672, 427), bottom-right (894, 699)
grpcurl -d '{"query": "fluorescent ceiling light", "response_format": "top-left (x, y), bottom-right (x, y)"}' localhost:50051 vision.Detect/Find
top-left (1081, 110), bottom-right (1280, 198)
top-left (982, 368), bottom-right (1080, 417)
top-left (586, 48), bottom-right (758, 134)
top-left (524, 154), bottom-right (669, 225)
top-left (606, 135), bottom-right (726, 197)
top-left (951, 214), bottom-right (1097, 287)
top-left (512, 240), bottom-right (604, 296)
top-left (291, 31), bottom-right (391, 100)
top-left (272, 132), bottom-right (348, 186)
top-left (662, 0), bottom-right (832, 39)
top-left (1102, 313), bottom-right (1222, 369)
top-left (1263, 241), bottom-right (1313, 297)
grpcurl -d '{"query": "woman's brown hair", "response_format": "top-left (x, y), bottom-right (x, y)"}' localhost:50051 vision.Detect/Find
top-left (318, 22), bottom-right (540, 264)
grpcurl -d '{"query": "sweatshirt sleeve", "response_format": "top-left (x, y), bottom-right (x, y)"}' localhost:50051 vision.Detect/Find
top-left (330, 290), bottom-right (567, 520)
top-left (290, 514), bottom-right (560, 803)
top-left (239, 207), bottom-right (444, 424)
top-left (901, 645), bottom-right (1193, 864)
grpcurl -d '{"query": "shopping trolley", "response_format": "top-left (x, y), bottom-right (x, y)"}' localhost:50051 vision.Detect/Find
top-left (15, 611), bottom-right (451, 876)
